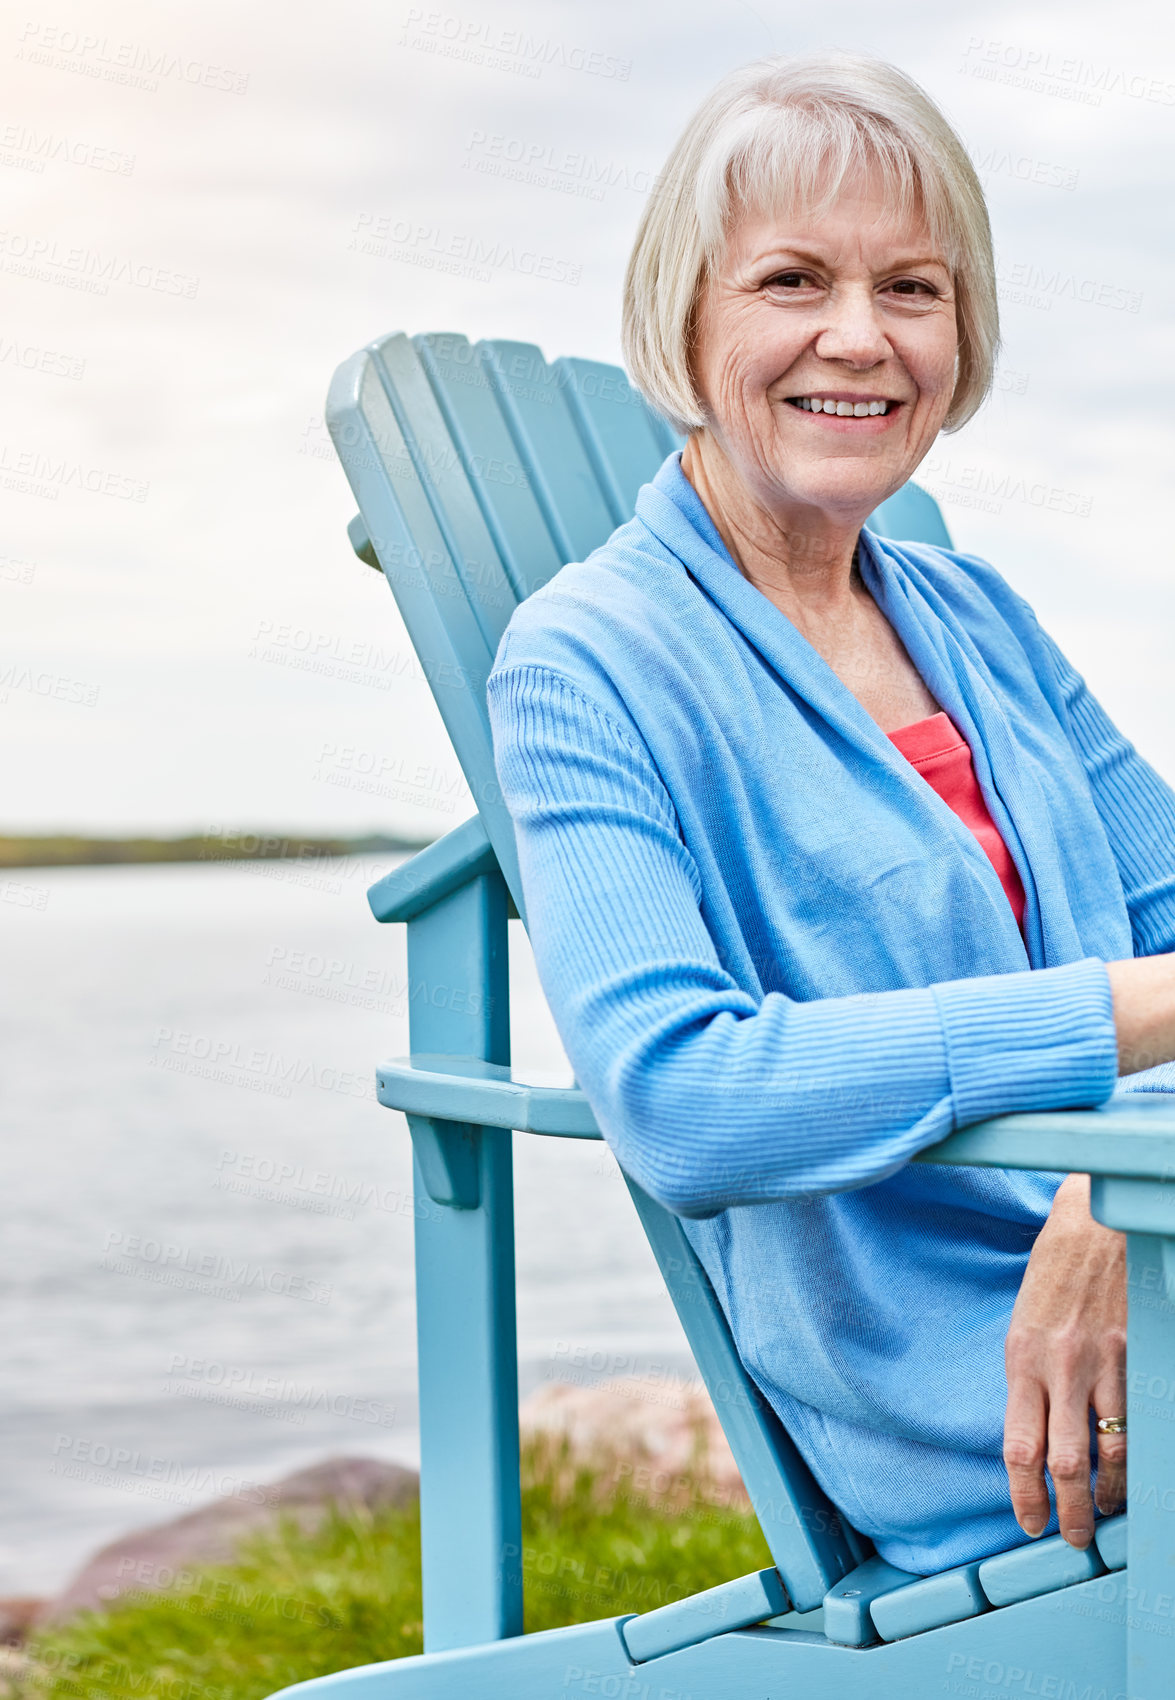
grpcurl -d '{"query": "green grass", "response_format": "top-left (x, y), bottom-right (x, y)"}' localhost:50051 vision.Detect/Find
top-left (18, 1439), bottom-right (769, 1700)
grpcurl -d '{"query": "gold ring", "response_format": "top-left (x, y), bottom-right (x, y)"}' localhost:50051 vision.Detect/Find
top-left (1096, 1416), bottom-right (1127, 1435)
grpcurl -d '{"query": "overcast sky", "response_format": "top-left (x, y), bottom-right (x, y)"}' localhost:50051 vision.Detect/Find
top-left (2, 0), bottom-right (1172, 836)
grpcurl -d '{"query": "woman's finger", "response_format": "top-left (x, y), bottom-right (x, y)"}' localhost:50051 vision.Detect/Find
top-left (1003, 1364), bottom-right (1050, 1537)
top-left (1047, 1383), bottom-right (1096, 1548)
top-left (1093, 1376), bottom-right (1128, 1518)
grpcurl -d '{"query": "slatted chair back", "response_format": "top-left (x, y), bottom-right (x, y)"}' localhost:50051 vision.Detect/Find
top-left (325, 330), bottom-right (953, 1611)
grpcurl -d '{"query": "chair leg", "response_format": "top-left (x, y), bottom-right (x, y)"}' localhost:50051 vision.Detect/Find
top-left (405, 870), bottom-right (521, 1651)
top-left (1091, 1179), bottom-right (1175, 1700)
top-left (1122, 1230), bottom-right (1175, 1700)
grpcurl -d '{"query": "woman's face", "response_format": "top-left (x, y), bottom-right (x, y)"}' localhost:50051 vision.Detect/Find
top-left (689, 168), bottom-right (959, 527)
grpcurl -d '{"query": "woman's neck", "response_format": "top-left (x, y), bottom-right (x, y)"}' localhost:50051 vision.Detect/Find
top-left (680, 429), bottom-right (865, 632)
top-left (678, 429), bottom-right (941, 732)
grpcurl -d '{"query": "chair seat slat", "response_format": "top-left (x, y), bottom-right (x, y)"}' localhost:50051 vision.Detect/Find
top-left (870, 1560), bottom-right (988, 1642)
top-left (978, 1531), bottom-right (1105, 1607)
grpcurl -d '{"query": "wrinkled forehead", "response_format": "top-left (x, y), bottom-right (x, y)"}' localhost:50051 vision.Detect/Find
top-left (708, 122), bottom-right (959, 274)
top-left (725, 184), bottom-right (945, 275)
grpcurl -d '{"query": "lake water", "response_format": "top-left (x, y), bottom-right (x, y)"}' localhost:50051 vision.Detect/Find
top-left (0, 856), bottom-right (690, 1598)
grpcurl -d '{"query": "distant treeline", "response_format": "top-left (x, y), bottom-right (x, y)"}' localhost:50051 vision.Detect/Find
top-left (0, 830), bottom-right (436, 869)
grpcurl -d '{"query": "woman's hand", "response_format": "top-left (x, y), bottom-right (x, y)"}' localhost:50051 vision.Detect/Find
top-left (1003, 1173), bottom-right (1127, 1547)
top-left (1108, 953), bottom-right (1175, 1073)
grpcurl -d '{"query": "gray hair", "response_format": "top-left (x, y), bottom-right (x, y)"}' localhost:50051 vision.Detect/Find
top-left (622, 52), bottom-right (998, 436)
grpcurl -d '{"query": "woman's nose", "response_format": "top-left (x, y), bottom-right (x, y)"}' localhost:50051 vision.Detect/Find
top-left (813, 288), bottom-right (891, 368)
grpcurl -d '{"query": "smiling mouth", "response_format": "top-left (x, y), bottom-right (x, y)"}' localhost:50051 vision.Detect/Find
top-left (786, 396), bottom-right (898, 417)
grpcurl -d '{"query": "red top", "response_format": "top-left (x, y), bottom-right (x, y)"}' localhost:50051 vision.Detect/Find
top-left (887, 710), bottom-right (1026, 930)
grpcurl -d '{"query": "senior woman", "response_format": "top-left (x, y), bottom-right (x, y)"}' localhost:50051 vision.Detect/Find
top-left (485, 53), bottom-right (1175, 1575)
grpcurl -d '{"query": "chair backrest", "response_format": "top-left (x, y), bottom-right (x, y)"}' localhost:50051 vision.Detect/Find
top-left (326, 331), bottom-right (953, 1611)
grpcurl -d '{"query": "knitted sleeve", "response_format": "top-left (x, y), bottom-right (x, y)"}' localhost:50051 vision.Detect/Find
top-left (1027, 621), bottom-right (1175, 1094)
top-left (487, 661), bottom-right (1118, 1216)
top-left (1031, 623), bottom-right (1175, 959)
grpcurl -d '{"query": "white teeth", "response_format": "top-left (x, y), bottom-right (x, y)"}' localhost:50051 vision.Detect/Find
top-left (791, 396), bottom-right (891, 415)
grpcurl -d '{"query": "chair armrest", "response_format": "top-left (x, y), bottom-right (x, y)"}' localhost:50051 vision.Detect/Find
top-left (376, 1054), bottom-right (602, 1138)
top-left (915, 1095), bottom-right (1175, 1181)
top-left (377, 1056), bottom-right (1175, 1176)
top-left (367, 815), bottom-right (500, 922)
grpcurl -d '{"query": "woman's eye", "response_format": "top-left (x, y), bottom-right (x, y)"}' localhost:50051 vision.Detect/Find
top-left (765, 271), bottom-right (813, 290)
top-left (888, 278), bottom-right (935, 296)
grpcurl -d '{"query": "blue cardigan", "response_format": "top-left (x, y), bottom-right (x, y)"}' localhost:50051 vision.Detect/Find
top-left (486, 451), bottom-right (1175, 1572)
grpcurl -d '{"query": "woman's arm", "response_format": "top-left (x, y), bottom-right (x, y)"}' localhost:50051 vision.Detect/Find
top-left (1032, 619), bottom-right (1175, 961)
top-left (1108, 954), bottom-right (1175, 1071)
top-left (1024, 616), bottom-right (1175, 1080)
top-left (972, 611), bottom-right (1175, 1543)
top-left (488, 660), bottom-right (1121, 1217)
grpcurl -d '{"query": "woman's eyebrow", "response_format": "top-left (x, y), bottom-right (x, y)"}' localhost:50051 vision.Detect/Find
top-left (750, 245), bottom-right (950, 272)
top-left (878, 254), bottom-right (952, 272)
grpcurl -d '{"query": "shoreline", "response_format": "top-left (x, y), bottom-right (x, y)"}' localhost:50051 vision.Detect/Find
top-left (0, 831), bottom-right (436, 869)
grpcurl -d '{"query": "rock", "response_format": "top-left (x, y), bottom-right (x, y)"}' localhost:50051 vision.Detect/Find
top-left (520, 1375), bottom-right (749, 1511)
top-left (0, 1644), bottom-right (35, 1699)
top-left (46, 1455), bottom-right (418, 1623)
top-left (40, 1385), bottom-right (748, 1628)
top-left (0, 1598), bottom-right (45, 1646)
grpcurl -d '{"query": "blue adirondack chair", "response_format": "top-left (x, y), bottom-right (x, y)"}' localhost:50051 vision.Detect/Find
top-left (268, 331), bottom-right (1175, 1700)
